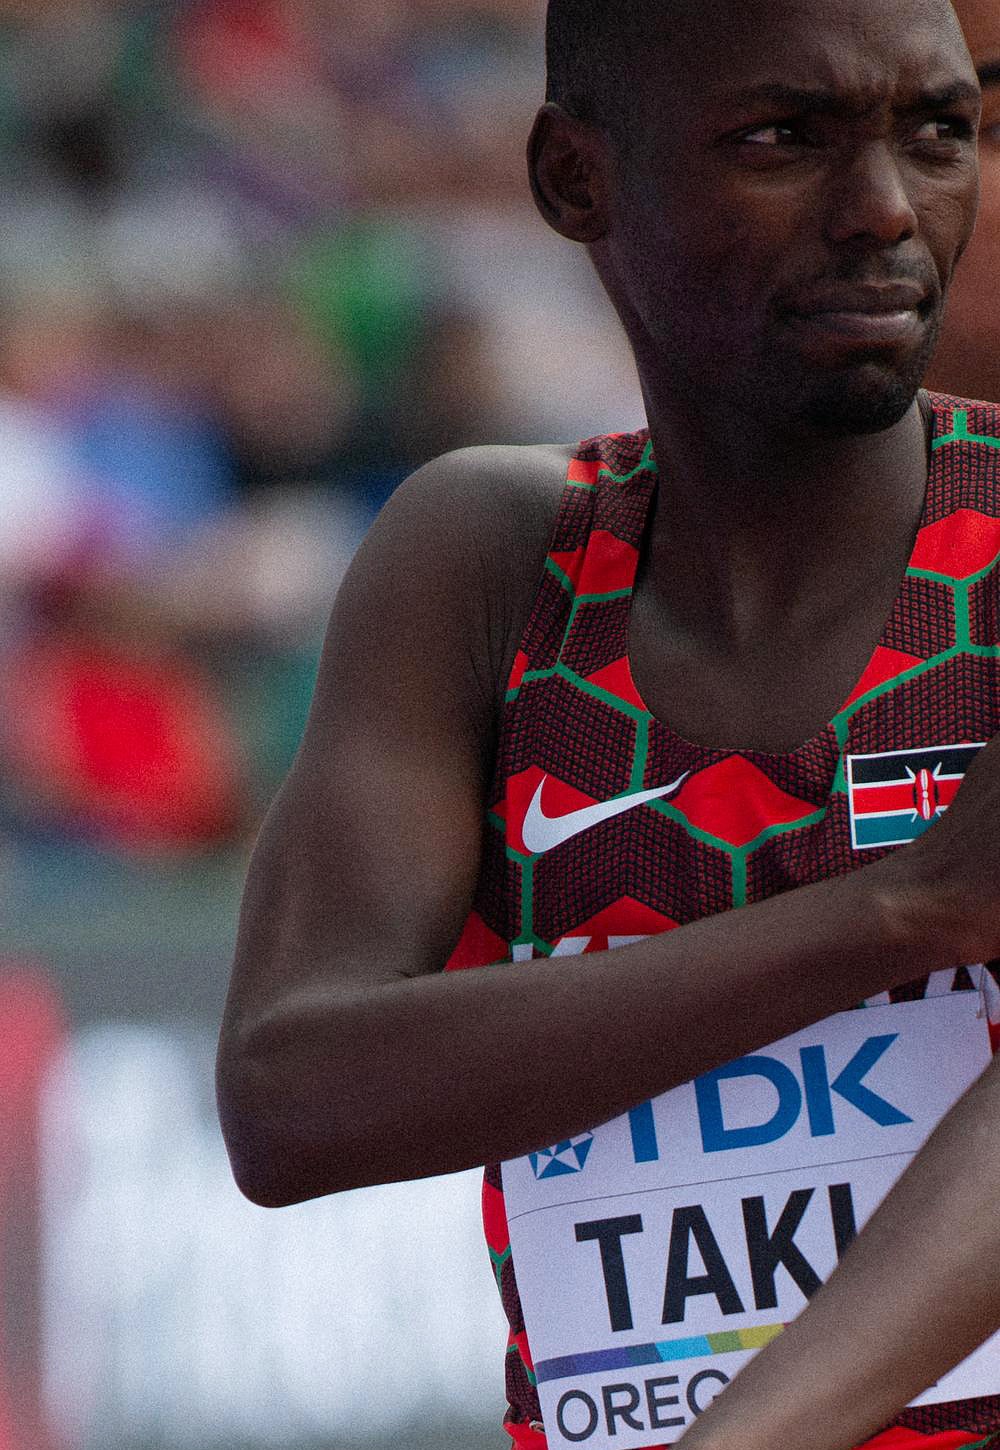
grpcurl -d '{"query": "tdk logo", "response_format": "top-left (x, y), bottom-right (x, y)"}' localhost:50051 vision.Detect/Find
top-left (628, 1033), bottom-right (912, 1164)
top-left (531, 1134), bottom-right (595, 1180)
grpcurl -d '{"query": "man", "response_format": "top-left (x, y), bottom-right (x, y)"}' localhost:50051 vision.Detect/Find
top-left (217, 1), bottom-right (1000, 1447)
top-left (929, 0), bottom-right (1000, 399)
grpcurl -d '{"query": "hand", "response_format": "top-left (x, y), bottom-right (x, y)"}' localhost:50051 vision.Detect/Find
top-left (869, 732), bottom-right (1000, 965)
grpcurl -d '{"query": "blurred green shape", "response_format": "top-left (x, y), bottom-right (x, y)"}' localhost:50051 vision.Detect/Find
top-left (287, 217), bottom-right (430, 397)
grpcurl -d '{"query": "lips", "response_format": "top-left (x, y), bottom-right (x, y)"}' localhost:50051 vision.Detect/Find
top-left (789, 282), bottom-right (930, 317)
top-left (784, 281), bottom-right (933, 350)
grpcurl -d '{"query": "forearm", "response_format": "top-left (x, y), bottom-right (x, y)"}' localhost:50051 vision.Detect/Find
top-left (677, 1049), bottom-right (1000, 1450)
top-left (220, 856), bottom-right (953, 1202)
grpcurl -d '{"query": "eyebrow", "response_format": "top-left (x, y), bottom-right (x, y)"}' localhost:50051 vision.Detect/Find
top-left (726, 80), bottom-right (982, 115)
top-left (978, 61), bottom-right (1000, 89)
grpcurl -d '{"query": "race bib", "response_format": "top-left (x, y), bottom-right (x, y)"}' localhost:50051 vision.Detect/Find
top-left (502, 993), bottom-right (998, 1450)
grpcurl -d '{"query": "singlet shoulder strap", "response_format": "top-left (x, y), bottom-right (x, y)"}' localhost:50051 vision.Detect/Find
top-left (924, 390), bottom-right (1000, 446)
top-left (506, 428), bottom-right (657, 694)
top-left (922, 391), bottom-right (1000, 528)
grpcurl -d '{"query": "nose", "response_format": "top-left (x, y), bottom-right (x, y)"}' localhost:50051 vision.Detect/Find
top-left (824, 141), bottom-right (919, 248)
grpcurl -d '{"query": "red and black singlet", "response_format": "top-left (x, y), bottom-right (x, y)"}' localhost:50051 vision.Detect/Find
top-left (446, 394), bottom-right (1000, 1450)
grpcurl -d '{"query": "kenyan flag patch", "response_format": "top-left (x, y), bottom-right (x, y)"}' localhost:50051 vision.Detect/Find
top-left (847, 744), bottom-right (983, 850)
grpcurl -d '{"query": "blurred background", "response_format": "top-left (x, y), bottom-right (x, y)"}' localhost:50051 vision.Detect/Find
top-left (0, 3), bottom-right (646, 1449)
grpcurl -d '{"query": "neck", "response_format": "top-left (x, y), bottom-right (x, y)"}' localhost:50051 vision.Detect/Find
top-left (641, 387), bottom-right (931, 650)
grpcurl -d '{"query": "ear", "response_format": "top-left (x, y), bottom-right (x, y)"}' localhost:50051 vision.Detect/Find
top-left (527, 102), bottom-right (612, 244)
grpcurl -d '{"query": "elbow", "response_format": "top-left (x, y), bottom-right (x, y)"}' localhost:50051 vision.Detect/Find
top-left (215, 1058), bottom-right (305, 1208)
top-left (215, 1025), bottom-right (372, 1206)
top-left (220, 1119), bottom-right (375, 1208)
top-left (227, 1159), bottom-right (302, 1211)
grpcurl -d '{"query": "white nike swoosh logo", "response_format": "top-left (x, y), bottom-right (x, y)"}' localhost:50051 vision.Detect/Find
top-left (521, 772), bottom-right (690, 855)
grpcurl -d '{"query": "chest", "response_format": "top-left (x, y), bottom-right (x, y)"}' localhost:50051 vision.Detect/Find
top-left (626, 468), bottom-right (962, 754)
top-left (628, 576), bottom-right (907, 757)
top-left (486, 652), bottom-right (996, 949)
top-left (480, 521), bottom-right (1000, 945)
top-left (473, 414), bottom-right (1000, 946)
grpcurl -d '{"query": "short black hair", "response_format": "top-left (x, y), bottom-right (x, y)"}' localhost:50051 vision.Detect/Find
top-left (545, 0), bottom-right (646, 137)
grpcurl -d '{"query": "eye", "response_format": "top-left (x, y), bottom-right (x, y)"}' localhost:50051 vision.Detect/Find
top-left (912, 116), bottom-right (975, 143)
top-left (740, 123), bottom-right (803, 147)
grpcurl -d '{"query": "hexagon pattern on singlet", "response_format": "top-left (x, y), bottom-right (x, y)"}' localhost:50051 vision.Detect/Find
top-left (445, 395), bottom-right (1000, 1447)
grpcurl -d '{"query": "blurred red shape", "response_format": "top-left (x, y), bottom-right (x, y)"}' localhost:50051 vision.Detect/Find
top-left (0, 634), bottom-right (244, 852)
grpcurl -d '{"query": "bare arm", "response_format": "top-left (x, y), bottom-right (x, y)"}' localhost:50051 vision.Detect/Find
top-left (676, 1047), bottom-right (1000, 1450)
top-left (216, 449), bottom-right (1000, 1206)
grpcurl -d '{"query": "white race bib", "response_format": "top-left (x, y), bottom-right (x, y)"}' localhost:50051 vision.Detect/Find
top-left (502, 993), bottom-right (998, 1450)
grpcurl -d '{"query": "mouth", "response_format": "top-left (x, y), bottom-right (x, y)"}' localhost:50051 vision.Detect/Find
top-left (794, 309), bottom-right (924, 345)
top-left (784, 283), bottom-right (935, 353)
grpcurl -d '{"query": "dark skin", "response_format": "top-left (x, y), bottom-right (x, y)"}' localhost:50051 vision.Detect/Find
top-left (532, 0), bottom-right (979, 752)
top-left (219, 0), bottom-right (1000, 1442)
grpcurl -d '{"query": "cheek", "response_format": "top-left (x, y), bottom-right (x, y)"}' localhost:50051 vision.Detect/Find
top-left (665, 208), bottom-right (775, 325)
top-left (621, 199), bottom-right (759, 334)
top-left (913, 164), bottom-right (982, 274)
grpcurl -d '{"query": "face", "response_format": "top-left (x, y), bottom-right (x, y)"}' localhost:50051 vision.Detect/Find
top-left (585, 0), bottom-right (981, 437)
top-left (926, 0), bottom-right (1000, 399)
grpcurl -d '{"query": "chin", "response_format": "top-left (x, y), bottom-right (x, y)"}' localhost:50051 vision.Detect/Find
top-left (799, 329), bottom-right (943, 438)
top-left (766, 313), bottom-right (943, 439)
top-left (803, 373), bottom-right (921, 437)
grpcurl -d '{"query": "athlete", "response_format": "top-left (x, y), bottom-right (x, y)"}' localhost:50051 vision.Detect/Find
top-left (928, 0), bottom-right (1000, 399)
top-left (217, 2), bottom-right (1000, 1448)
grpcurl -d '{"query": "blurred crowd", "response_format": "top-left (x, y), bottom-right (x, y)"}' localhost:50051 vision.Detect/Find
top-left (0, 0), bottom-right (643, 862)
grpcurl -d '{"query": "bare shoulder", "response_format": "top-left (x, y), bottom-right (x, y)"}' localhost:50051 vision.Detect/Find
top-left (378, 440), bottom-right (573, 559)
top-left (347, 441), bottom-right (575, 702)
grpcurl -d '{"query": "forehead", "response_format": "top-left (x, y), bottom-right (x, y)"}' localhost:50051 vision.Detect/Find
top-left (644, 0), bottom-right (975, 108)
